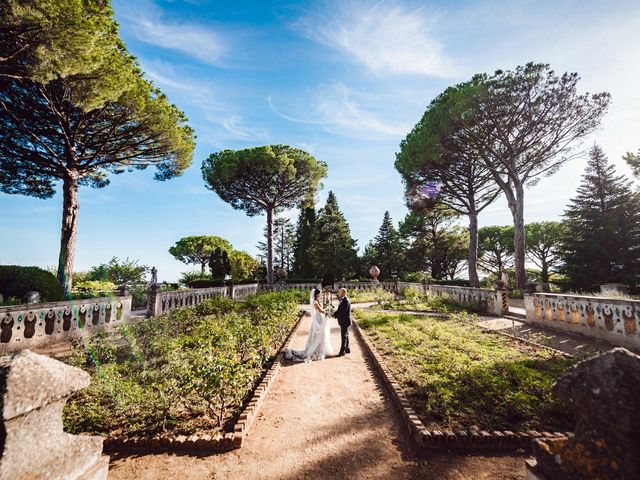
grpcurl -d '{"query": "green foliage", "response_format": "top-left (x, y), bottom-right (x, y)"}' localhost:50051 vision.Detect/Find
top-left (292, 205), bottom-right (317, 278)
top-left (399, 206), bottom-right (467, 280)
top-left (229, 250), bottom-right (260, 282)
top-left (0, 265), bottom-right (64, 302)
top-left (64, 292), bottom-right (299, 437)
top-left (561, 145), bottom-right (640, 291)
top-left (86, 257), bottom-right (148, 285)
top-left (187, 279), bottom-right (225, 289)
top-left (2, 0), bottom-right (122, 85)
top-left (0, 2), bottom-right (195, 294)
top-left (478, 225), bottom-right (515, 277)
top-left (401, 286), bottom-right (420, 302)
top-left (170, 236), bottom-right (233, 275)
top-left (401, 271), bottom-right (432, 283)
top-left (129, 285), bottom-right (148, 309)
top-left (209, 248), bottom-right (231, 279)
top-left (356, 310), bottom-right (576, 431)
top-left (623, 150), bottom-right (640, 178)
top-left (363, 212), bottom-right (406, 280)
top-left (525, 222), bottom-right (565, 283)
top-left (309, 192), bottom-right (359, 281)
top-left (178, 270), bottom-right (209, 286)
top-left (348, 288), bottom-right (395, 304)
top-left (202, 145), bottom-right (327, 285)
top-left (73, 280), bottom-right (116, 298)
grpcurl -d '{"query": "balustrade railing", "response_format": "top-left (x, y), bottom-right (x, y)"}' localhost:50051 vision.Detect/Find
top-left (0, 295), bottom-right (132, 354)
top-left (524, 293), bottom-right (640, 350)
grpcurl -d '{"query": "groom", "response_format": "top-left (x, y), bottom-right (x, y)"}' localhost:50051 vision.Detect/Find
top-left (334, 288), bottom-right (352, 356)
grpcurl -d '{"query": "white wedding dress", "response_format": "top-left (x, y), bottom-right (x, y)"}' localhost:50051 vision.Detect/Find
top-left (286, 290), bottom-right (334, 362)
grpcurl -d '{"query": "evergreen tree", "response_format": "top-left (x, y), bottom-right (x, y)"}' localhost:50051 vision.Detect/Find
top-left (310, 192), bottom-right (358, 283)
top-left (364, 211), bottom-right (405, 280)
top-left (478, 226), bottom-right (515, 278)
top-left (257, 216), bottom-right (295, 273)
top-left (399, 205), bottom-right (465, 280)
top-left (292, 204), bottom-right (316, 278)
top-left (562, 145), bottom-right (640, 291)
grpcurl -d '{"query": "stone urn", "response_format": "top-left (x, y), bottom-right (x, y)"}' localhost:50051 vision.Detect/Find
top-left (276, 267), bottom-right (288, 282)
top-left (369, 266), bottom-right (380, 283)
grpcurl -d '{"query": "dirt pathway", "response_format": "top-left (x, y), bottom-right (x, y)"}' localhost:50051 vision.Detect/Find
top-left (107, 311), bottom-right (526, 480)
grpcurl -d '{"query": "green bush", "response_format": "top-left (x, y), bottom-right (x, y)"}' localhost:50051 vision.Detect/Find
top-left (64, 291), bottom-right (299, 437)
top-left (401, 271), bottom-right (432, 283)
top-left (187, 278), bottom-right (225, 288)
top-left (0, 265), bottom-right (65, 302)
top-left (73, 280), bottom-right (116, 299)
top-left (401, 286), bottom-right (420, 302)
top-left (129, 285), bottom-right (148, 309)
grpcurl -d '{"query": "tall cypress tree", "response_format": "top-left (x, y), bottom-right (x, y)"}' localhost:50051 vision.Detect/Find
top-left (363, 211), bottom-right (405, 280)
top-left (310, 192), bottom-right (358, 283)
top-left (292, 204), bottom-right (317, 278)
top-left (562, 145), bottom-right (640, 291)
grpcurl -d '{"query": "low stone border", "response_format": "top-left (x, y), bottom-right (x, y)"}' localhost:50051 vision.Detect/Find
top-left (351, 319), bottom-right (570, 451)
top-left (103, 310), bottom-right (305, 453)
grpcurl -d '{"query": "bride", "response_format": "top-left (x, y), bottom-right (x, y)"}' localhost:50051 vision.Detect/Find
top-left (286, 288), bottom-right (334, 362)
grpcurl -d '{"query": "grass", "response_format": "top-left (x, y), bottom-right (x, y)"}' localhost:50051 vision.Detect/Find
top-left (348, 288), bottom-right (395, 304)
top-left (355, 309), bottom-right (576, 432)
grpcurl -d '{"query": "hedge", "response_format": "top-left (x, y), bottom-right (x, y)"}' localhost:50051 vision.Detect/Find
top-left (0, 265), bottom-right (65, 302)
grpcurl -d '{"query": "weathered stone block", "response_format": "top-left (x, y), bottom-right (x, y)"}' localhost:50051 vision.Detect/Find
top-left (0, 350), bottom-right (109, 480)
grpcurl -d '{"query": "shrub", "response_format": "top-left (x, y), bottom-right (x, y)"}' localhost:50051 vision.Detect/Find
top-left (402, 271), bottom-right (432, 283)
top-left (0, 265), bottom-right (65, 302)
top-left (187, 279), bottom-right (225, 288)
top-left (129, 285), bottom-right (148, 309)
top-left (401, 286), bottom-right (420, 302)
top-left (73, 280), bottom-right (116, 299)
top-left (64, 291), bottom-right (299, 437)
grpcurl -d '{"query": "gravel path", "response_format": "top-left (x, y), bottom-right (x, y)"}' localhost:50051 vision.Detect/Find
top-left (107, 311), bottom-right (526, 479)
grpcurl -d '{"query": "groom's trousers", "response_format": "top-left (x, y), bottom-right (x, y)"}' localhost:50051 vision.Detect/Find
top-left (340, 324), bottom-right (350, 353)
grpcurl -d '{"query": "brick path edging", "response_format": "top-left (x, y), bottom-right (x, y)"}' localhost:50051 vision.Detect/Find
top-left (351, 320), bottom-right (571, 451)
top-left (103, 310), bottom-right (305, 454)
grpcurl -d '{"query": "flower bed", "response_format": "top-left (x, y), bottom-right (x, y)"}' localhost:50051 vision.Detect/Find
top-left (354, 310), bottom-right (576, 433)
top-left (63, 291), bottom-right (300, 440)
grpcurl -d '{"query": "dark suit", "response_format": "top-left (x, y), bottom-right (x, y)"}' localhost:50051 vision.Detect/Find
top-left (334, 296), bottom-right (352, 354)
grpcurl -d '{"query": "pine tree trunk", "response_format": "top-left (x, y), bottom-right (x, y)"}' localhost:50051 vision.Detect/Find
top-left (510, 184), bottom-right (527, 289)
top-left (468, 212), bottom-right (480, 287)
top-left (57, 174), bottom-right (79, 297)
top-left (541, 260), bottom-right (549, 284)
top-left (266, 207), bottom-right (274, 285)
top-left (200, 261), bottom-right (206, 275)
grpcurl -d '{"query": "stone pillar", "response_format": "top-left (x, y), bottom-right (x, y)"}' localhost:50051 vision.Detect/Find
top-left (526, 348), bottom-right (640, 480)
top-left (147, 284), bottom-right (160, 318)
top-left (0, 350), bottom-right (109, 479)
top-left (493, 286), bottom-right (509, 316)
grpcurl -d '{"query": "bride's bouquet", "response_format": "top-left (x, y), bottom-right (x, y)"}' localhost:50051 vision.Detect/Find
top-left (324, 301), bottom-right (334, 316)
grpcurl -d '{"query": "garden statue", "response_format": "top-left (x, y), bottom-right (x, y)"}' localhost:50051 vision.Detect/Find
top-left (22, 291), bottom-right (40, 304)
top-left (149, 267), bottom-right (158, 288)
top-left (369, 266), bottom-right (380, 283)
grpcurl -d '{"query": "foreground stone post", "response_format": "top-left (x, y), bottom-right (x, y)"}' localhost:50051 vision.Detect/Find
top-left (526, 348), bottom-right (640, 480)
top-left (493, 285), bottom-right (509, 316)
top-left (0, 350), bottom-right (109, 479)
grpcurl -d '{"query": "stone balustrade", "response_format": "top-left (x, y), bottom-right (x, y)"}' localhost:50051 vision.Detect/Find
top-left (0, 350), bottom-right (109, 479)
top-left (259, 282), bottom-right (318, 292)
top-left (397, 281), bottom-right (428, 294)
top-left (148, 286), bottom-right (229, 317)
top-left (524, 293), bottom-right (640, 350)
top-left (0, 295), bottom-right (132, 354)
top-left (428, 284), bottom-right (508, 316)
top-left (231, 283), bottom-right (259, 300)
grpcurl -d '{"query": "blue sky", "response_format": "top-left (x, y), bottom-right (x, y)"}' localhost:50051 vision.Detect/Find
top-left (1, 0), bottom-right (639, 281)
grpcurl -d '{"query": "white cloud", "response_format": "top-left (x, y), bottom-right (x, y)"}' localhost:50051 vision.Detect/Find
top-left (295, 0), bottom-right (453, 77)
top-left (117, 0), bottom-right (226, 65)
top-left (268, 83), bottom-right (410, 139)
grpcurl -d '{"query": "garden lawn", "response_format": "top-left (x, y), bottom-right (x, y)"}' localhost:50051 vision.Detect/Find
top-left (348, 288), bottom-right (395, 304)
top-left (63, 292), bottom-right (299, 439)
top-left (355, 310), bottom-right (576, 432)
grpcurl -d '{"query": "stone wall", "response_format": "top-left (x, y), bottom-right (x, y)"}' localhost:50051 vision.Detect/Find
top-left (428, 285), bottom-right (508, 316)
top-left (0, 295), bottom-right (132, 354)
top-left (524, 293), bottom-right (640, 350)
